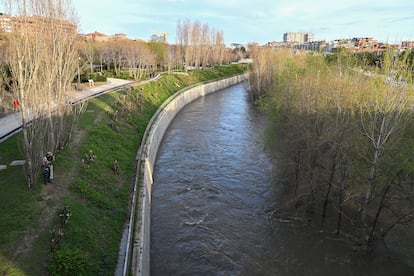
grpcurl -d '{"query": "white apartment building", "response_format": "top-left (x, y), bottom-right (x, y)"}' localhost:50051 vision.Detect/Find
top-left (283, 32), bottom-right (314, 44)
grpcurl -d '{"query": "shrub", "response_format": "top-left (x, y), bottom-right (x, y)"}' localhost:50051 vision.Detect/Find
top-left (49, 247), bottom-right (90, 275)
top-left (86, 73), bottom-right (107, 82)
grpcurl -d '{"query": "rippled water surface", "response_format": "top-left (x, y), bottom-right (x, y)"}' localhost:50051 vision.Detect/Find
top-left (150, 83), bottom-right (413, 275)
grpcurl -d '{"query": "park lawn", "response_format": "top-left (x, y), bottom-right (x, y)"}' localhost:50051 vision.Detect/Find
top-left (0, 64), bottom-right (247, 275)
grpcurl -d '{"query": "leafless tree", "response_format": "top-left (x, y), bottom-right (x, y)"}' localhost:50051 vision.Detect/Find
top-left (248, 45), bottom-right (277, 101)
top-left (200, 23), bottom-right (211, 67)
top-left (6, 0), bottom-right (80, 188)
top-left (105, 39), bottom-right (127, 77)
top-left (190, 20), bottom-right (202, 68)
top-left (124, 39), bottom-right (155, 80)
top-left (357, 50), bottom-right (413, 242)
top-left (79, 40), bottom-right (97, 74)
top-left (182, 19), bottom-right (191, 69)
top-left (96, 41), bottom-right (109, 72)
top-left (212, 30), bottom-right (225, 66)
top-left (176, 19), bottom-right (225, 70)
top-left (166, 44), bottom-right (179, 73)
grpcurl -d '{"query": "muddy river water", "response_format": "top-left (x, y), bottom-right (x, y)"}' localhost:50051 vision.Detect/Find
top-left (150, 83), bottom-right (413, 275)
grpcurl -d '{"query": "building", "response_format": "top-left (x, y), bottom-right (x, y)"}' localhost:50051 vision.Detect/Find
top-left (325, 39), bottom-right (355, 52)
top-left (83, 32), bottom-right (129, 42)
top-left (401, 41), bottom-right (414, 49)
top-left (0, 13), bottom-right (77, 35)
top-left (85, 31), bottom-right (109, 42)
top-left (283, 32), bottom-right (314, 44)
top-left (294, 40), bottom-right (327, 52)
top-left (323, 37), bottom-right (389, 53)
top-left (0, 13), bottom-right (12, 33)
top-left (111, 33), bottom-right (128, 40)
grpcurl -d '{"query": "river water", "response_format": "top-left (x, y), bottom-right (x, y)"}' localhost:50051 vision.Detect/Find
top-left (150, 83), bottom-right (413, 275)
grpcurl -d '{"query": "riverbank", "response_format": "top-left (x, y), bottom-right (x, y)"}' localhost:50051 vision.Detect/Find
top-left (0, 65), bottom-right (248, 275)
top-left (130, 73), bottom-right (248, 275)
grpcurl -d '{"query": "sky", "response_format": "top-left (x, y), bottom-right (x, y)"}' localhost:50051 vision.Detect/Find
top-left (70, 0), bottom-right (413, 45)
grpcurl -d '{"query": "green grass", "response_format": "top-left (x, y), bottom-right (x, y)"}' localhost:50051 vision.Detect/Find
top-left (0, 135), bottom-right (25, 163)
top-left (0, 64), bottom-right (247, 275)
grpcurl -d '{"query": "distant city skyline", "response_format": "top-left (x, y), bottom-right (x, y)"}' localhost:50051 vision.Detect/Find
top-left (71, 0), bottom-right (413, 45)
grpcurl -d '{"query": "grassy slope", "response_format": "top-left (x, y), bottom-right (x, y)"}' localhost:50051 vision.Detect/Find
top-left (0, 65), bottom-right (247, 275)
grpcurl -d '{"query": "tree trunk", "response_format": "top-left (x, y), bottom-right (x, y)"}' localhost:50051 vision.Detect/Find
top-left (22, 122), bottom-right (34, 189)
top-left (322, 153), bottom-right (337, 221)
top-left (367, 185), bottom-right (391, 245)
top-left (336, 159), bottom-right (347, 235)
top-left (361, 146), bottom-right (380, 224)
top-left (294, 152), bottom-right (301, 196)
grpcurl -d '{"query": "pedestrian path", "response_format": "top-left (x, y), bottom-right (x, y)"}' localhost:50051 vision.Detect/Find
top-left (0, 160), bottom-right (26, 170)
top-left (0, 111), bottom-right (22, 142)
top-left (70, 78), bottom-right (133, 104)
top-left (0, 78), bottom-right (134, 142)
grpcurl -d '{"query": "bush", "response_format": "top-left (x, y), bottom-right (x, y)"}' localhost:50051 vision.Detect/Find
top-left (87, 73), bottom-right (107, 82)
top-left (118, 71), bottom-right (133, 80)
top-left (49, 247), bottom-right (90, 275)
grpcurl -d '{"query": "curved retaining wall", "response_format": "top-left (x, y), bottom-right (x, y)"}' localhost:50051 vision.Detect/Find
top-left (129, 74), bottom-right (248, 275)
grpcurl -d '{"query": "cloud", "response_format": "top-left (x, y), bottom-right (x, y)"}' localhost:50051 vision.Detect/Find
top-left (72, 0), bottom-right (414, 44)
top-left (277, 4), bottom-right (298, 16)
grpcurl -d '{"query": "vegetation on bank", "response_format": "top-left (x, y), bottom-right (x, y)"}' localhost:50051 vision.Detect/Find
top-left (0, 64), bottom-right (247, 275)
top-left (248, 48), bottom-right (414, 262)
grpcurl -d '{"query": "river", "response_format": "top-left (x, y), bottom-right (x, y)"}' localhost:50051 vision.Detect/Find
top-left (150, 83), bottom-right (413, 275)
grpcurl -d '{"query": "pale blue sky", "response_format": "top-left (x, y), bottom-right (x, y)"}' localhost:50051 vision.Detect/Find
top-left (44, 0), bottom-right (414, 45)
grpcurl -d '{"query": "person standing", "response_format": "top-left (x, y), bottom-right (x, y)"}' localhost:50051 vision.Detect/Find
top-left (46, 152), bottom-right (54, 180)
top-left (13, 99), bottom-right (19, 112)
top-left (42, 156), bottom-right (51, 184)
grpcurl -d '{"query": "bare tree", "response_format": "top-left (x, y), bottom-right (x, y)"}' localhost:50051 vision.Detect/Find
top-left (165, 44), bottom-right (179, 73)
top-left (125, 40), bottom-right (155, 80)
top-left (200, 23), bottom-right (211, 67)
top-left (96, 41), bottom-right (113, 72)
top-left (191, 20), bottom-right (202, 68)
top-left (357, 51), bottom-right (411, 229)
top-left (248, 46), bottom-right (277, 101)
top-left (79, 40), bottom-right (97, 74)
top-left (0, 59), bottom-right (11, 113)
top-left (176, 19), bottom-right (185, 69)
top-left (6, 0), bottom-right (80, 188)
top-left (176, 19), bottom-right (226, 70)
top-left (214, 30), bottom-right (226, 66)
top-left (183, 19), bottom-right (191, 69)
top-left (105, 39), bottom-right (127, 77)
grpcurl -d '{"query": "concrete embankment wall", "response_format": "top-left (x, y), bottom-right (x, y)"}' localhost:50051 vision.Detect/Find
top-left (130, 74), bottom-right (248, 275)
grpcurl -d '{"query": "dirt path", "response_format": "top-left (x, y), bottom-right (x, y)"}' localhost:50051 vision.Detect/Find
top-left (12, 129), bottom-right (87, 261)
top-left (12, 102), bottom-right (107, 267)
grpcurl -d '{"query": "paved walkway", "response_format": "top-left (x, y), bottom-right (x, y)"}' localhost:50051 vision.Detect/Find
top-left (0, 78), bottom-right (134, 142)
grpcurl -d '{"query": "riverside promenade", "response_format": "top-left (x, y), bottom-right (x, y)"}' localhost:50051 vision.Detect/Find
top-left (0, 78), bottom-right (134, 142)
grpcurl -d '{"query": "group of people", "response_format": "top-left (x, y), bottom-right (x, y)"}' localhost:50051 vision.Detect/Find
top-left (42, 151), bottom-right (54, 184)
